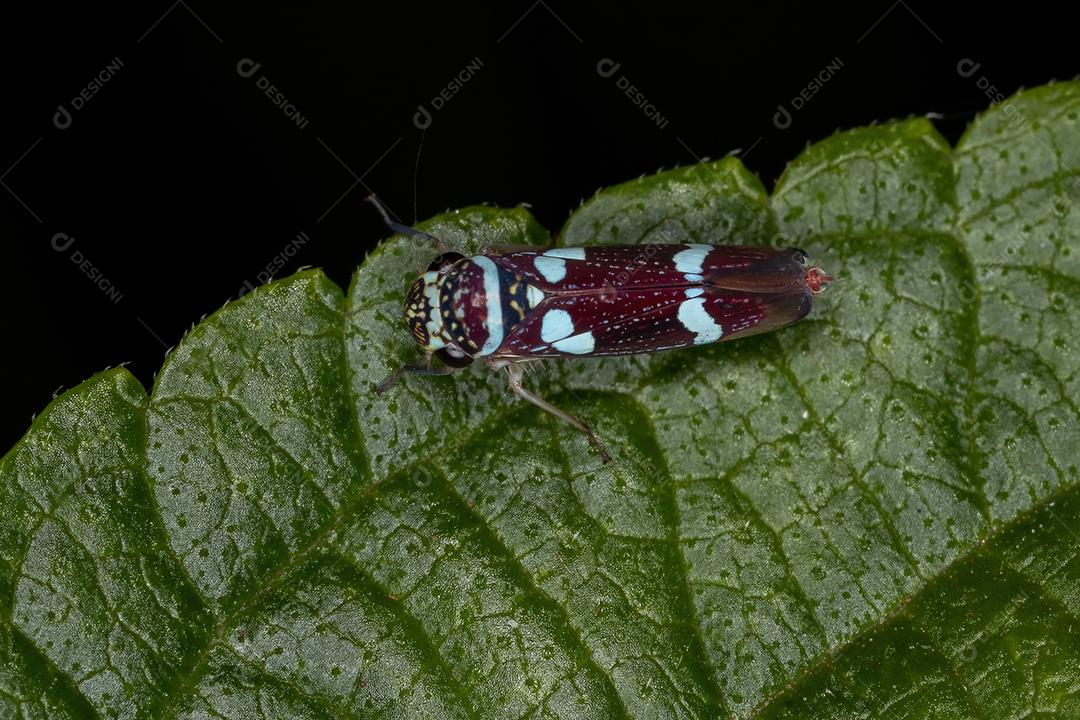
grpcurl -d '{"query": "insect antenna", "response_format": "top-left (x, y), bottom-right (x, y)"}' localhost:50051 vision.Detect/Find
top-left (366, 194), bottom-right (450, 254)
top-left (413, 128), bottom-right (425, 232)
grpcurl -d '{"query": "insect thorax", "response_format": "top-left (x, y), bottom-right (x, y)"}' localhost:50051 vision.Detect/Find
top-left (404, 257), bottom-right (545, 357)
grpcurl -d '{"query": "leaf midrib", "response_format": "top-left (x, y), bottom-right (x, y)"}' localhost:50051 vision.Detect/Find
top-left (746, 480), bottom-right (1080, 718)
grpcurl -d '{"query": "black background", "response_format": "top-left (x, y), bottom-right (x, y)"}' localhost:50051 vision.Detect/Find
top-left (1, 1), bottom-right (1075, 450)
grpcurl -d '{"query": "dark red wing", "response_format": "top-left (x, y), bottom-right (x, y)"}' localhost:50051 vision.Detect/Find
top-left (492, 282), bottom-right (812, 358)
top-left (490, 244), bottom-right (808, 295)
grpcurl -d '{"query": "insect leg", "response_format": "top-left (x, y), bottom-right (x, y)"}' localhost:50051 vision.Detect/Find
top-left (505, 363), bottom-right (612, 464)
top-left (375, 355), bottom-right (457, 394)
top-left (366, 194), bottom-right (451, 254)
top-left (479, 243), bottom-right (553, 255)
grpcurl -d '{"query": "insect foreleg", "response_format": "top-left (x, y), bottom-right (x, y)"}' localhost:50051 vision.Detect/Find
top-left (375, 358), bottom-right (457, 394)
top-left (479, 243), bottom-right (553, 255)
top-left (504, 363), bottom-right (612, 464)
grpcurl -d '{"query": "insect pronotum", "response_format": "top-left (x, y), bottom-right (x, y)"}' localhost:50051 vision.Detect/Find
top-left (370, 196), bottom-right (832, 463)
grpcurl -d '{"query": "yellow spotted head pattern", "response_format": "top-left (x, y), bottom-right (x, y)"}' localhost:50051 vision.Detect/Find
top-left (403, 271), bottom-right (447, 351)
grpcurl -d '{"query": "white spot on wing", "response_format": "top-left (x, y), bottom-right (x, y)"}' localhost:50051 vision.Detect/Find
top-left (526, 284), bottom-right (546, 308)
top-left (678, 297), bottom-right (723, 344)
top-left (541, 308), bottom-right (574, 342)
top-left (544, 247), bottom-right (586, 260)
top-left (553, 331), bottom-right (595, 354)
top-left (534, 256), bottom-right (566, 283)
top-left (673, 244), bottom-right (710, 277)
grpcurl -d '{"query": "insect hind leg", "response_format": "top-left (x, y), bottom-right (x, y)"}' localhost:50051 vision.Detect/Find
top-left (504, 363), bottom-right (612, 463)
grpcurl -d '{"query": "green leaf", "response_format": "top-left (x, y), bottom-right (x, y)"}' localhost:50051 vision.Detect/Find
top-left (3, 81), bottom-right (1080, 719)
